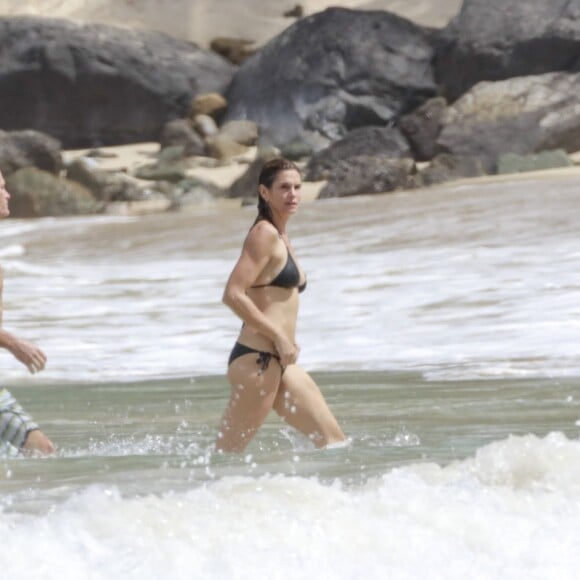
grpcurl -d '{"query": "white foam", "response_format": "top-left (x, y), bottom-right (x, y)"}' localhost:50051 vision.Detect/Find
top-left (0, 244), bottom-right (25, 258)
top-left (2, 434), bottom-right (580, 579)
top-left (4, 176), bottom-right (580, 382)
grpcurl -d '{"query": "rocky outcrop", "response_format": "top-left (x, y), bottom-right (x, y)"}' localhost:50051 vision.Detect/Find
top-left (436, 71), bottom-right (580, 171)
top-left (0, 16), bottom-right (235, 148)
top-left (6, 167), bottom-right (101, 217)
top-left (227, 148), bottom-right (281, 199)
top-left (134, 162), bottom-right (189, 183)
top-left (318, 156), bottom-right (419, 198)
top-left (169, 176), bottom-right (225, 210)
top-left (224, 8), bottom-right (437, 150)
top-left (66, 158), bottom-right (144, 202)
top-left (159, 120), bottom-right (206, 157)
top-left (305, 126), bottom-right (411, 181)
top-left (436, 0), bottom-right (580, 101)
top-left (398, 97), bottom-right (447, 161)
top-left (0, 130), bottom-right (63, 177)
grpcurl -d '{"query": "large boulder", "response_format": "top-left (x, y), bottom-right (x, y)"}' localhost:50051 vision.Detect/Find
top-left (227, 148), bottom-right (281, 199)
top-left (0, 16), bottom-right (235, 148)
top-left (305, 126), bottom-right (411, 181)
top-left (206, 120), bottom-right (260, 162)
top-left (0, 130), bottom-right (63, 176)
top-left (66, 158), bottom-right (144, 202)
top-left (6, 167), bottom-right (101, 217)
top-left (398, 97), bottom-right (448, 161)
top-left (436, 0), bottom-right (580, 101)
top-left (318, 156), bottom-right (419, 198)
top-left (436, 71), bottom-right (580, 171)
top-left (159, 119), bottom-right (206, 157)
top-left (224, 8), bottom-right (437, 150)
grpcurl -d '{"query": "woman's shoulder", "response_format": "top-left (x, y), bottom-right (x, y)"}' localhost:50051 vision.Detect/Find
top-left (247, 219), bottom-right (279, 244)
top-left (243, 220), bottom-right (280, 258)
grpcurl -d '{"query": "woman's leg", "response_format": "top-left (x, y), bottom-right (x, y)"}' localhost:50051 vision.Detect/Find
top-left (272, 365), bottom-right (345, 448)
top-left (216, 353), bottom-right (282, 453)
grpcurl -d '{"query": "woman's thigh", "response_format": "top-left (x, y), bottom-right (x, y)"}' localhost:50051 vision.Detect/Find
top-left (217, 353), bottom-right (282, 452)
top-left (273, 365), bottom-right (345, 447)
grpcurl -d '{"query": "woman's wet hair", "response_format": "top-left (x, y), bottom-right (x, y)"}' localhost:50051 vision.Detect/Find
top-left (255, 158), bottom-right (300, 226)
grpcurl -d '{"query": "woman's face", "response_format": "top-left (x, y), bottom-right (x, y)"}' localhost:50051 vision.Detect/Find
top-left (0, 172), bottom-right (10, 219)
top-left (261, 169), bottom-right (302, 216)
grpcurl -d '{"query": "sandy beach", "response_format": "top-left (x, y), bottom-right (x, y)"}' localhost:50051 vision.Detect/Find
top-left (62, 140), bottom-right (580, 215)
top-left (0, 0), bottom-right (462, 47)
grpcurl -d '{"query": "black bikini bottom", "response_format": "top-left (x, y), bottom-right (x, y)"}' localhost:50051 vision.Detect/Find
top-left (228, 342), bottom-right (283, 374)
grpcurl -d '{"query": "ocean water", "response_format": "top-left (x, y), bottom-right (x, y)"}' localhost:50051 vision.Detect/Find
top-left (1, 174), bottom-right (580, 579)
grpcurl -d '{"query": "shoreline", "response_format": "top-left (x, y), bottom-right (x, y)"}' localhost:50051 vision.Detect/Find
top-left (422, 164), bottom-right (580, 194)
top-left (63, 142), bottom-right (580, 216)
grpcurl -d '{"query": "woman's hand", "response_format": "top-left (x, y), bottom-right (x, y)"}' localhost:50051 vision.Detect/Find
top-left (275, 335), bottom-right (300, 367)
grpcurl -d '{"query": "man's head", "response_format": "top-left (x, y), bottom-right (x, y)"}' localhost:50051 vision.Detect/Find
top-left (0, 171), bottom-right (10, 219)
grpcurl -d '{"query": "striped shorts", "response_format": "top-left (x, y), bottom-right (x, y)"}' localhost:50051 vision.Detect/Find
top-left (0, 388), bottom-right (39, 450)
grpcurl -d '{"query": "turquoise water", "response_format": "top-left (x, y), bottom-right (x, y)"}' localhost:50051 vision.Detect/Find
top-left (3, 372), bottom-right (579, 508)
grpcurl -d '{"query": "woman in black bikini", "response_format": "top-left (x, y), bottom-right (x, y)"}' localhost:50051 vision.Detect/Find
top-left (216, 158), bottom-right (345, 452)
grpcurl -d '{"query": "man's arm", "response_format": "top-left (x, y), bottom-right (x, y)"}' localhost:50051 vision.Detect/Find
top-left (0, 266), bottom-right (47, 373)
top-left (0, 265), bottom-right (4, 327)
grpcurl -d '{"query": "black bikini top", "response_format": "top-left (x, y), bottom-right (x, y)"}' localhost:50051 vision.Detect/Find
top-left (252, 248), bottom-right (307, 293)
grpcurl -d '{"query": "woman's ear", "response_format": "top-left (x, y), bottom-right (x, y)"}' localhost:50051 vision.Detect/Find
top-left (258, 185), bottom-right (269, 202)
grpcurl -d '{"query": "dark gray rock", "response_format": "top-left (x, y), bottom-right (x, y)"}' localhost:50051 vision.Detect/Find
top-left (159, 119), bottom-right (206, 157)
top-left (158, 146), bottom-right (188, 164)
top-left (225, 8), bottom-right (437, 150)
top-left (398, 97), bottom-right (447, 161)
top-left (279, 139), bottom-right (315, 161)
top-left (436, 0), bottom-right (580, 101)
top-left (0, 130), bottom-right (63, 176)
top-left (134, 162), bottom-right (189, 183)
top-left (6, 167), bottom-right (101, 217)
top-left (436, 71), bottom-right (580, 171)
top-left (318, 156), bottom-right (419, 198)
top-left (66, 158), bottom-right (143, 202)
top-left (305, 126), bottom-right (411, 181)
top-left (227, 149), bottom-right (281, 199)
top-left (420, 154), bottom-right (486, 186)
top-left (172, 177), bottom-right (225, 209)
top-left (0, 16), bottom-right (235, 148)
